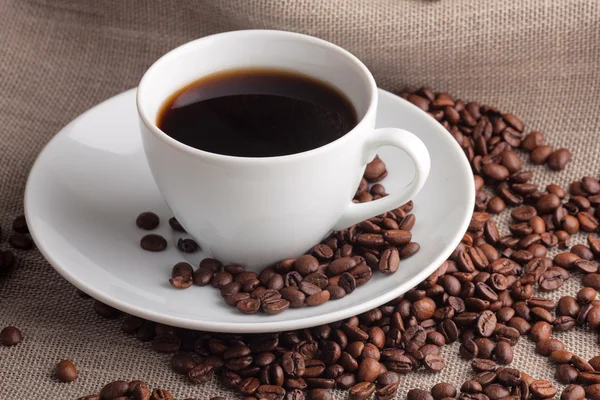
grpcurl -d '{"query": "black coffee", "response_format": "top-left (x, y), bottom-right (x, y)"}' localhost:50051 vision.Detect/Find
top-left (157, 68), bottom-right (357, 157)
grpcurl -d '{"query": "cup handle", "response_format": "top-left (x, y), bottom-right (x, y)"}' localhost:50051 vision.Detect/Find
top-left (333, 128), bottom-right (431, 231)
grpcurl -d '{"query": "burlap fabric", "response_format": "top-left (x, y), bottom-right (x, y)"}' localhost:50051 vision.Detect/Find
top-left (0, 0), bottom-right (599, 398)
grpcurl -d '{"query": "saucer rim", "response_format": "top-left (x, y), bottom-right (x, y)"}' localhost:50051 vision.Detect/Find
top-left (24, 88), bottom-right (474, 333)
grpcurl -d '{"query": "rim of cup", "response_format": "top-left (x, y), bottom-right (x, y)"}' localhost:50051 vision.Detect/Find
top-left (136, 29), bottom-right (378, 164)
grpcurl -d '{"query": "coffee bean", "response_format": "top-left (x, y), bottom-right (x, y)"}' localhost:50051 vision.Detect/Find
top-left (431, 383), bottom-right (457, 400)
top-left (237, 298), bottom-right (261, 314)
top-left (549, 349), bottom-right (574, 364)
top-left (578, 211), bottom-right (599, 232)
top-left (423, 354), bottom-right (445, 371)
top-left (530, 146), bottom-right (553, 165)
top-left (586, 384), bottom-right (600, 400)
top-left (536, 339), bottom-right (564, 356)
top-left (496, 367), bottom-right (521, 386)
top-left (135, 212), bottom-right (159, 230)
top-left (547, 148), bottom-right (571, 171)
top-left (188, 362), bottom-right (214, 384)
top-left (561, 385), bottom-right (586, 400)
top-left (11, 215), bottom-right (28, 234)
top-left (379, 247), bottom-right (400, 274)
top-left (476, 310), bottom-right (497, 337)
top-left (493, 341), bottom-right (513, 365)
top-left (521, 131), bottom-right (544, 151)
top-left (152, 388), bottom-right (174, 400)
top-left (294, 255), bottom-right (319, 276)
top-left (579, 372), bottom-right (600, 385)
top-left (556, 364), bottom-right (579, 384)
top-left (140, 234), bottom-right (167, 251)
top-left (99, 380), bottom-right (129, 398)
top-left (459, 339), bottom-right (478, 360)
top-left (483, 384), bottom-right (510, 400)
top-left (472, 358), bottom-right (497, 372)
top-left (8, 232), bottom-right (33, 250)
top-left (349, 382), bottom-right (376, 400)
top-left (167, 217), bottom-right (185, 232)
top-left (309, 388), bottom-right (332, 400)
top-left (530, 380), bottom-right (557, 399)
top-left (171, 352), bottom-right (197, 374)
top-left (54, 360), bottom-right (77, 383)
top-left (583, 273), bottom-right (600, 290)
top-left (152, 335), bottom-right (181, 353)
top-left (306, 290), bottom-right (330, 306)
top-left (0, 326), bottom-right (22, 346)
top-left (399, 242), bottom-right (420, 259)
top-left (93, 301), bottom-right (121, 319)
top-left (461, 380), bottom-right (482, 394)
top-left (407, 389), bottom-right (434, 400)
top-left (365, 156), bottom-right (387, 182)
top-left (176, 238), bottom-right (199, 253)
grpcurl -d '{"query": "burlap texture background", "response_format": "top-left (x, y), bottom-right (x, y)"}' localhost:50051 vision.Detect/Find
top-left (0, 0), bottom-right (599, 398)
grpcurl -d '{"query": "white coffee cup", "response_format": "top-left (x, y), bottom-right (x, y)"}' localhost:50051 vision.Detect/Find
top-left (137, 30), bottom-right (430, 269)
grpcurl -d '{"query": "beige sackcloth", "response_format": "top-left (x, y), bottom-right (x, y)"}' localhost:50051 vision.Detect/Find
top-left (0, 0), bottom-right (599, 398)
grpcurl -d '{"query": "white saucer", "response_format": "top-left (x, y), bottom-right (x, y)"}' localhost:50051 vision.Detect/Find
top-left (25, 88), bottom-right (474, 333)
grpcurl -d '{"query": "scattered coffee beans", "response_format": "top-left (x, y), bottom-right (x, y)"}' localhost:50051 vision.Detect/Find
top-left (77, 88), bottom-right (598, 400)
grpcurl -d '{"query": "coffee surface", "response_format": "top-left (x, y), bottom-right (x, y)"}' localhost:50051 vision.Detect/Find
top-left (157, 68), bottom-right (357, 157)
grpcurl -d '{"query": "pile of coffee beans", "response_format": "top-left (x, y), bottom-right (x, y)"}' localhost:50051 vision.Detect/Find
top-left (74, 88), bottom-right (599, 400)
top-left (135, 164), bottom-right (421, 315)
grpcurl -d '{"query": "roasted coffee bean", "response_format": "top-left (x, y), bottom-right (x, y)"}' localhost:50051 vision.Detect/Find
top-left (493, 341), bottom-right (513, 365)
top-left (338, 272), bottom-right (356, 294)
top-left (460, 339), bottom-right (479, 360)
top-left (476, 310), bottom-right (497, 337)
top-left (0, 326), bottom-right (22, 346)
top-left (521, 131), bottom-right (544, 151)
top-left (496, 367), bottom-right (521, 386)
top-left (399, 242), bottom-right (420, 259)
top-left (583, 273), bottom-right (600, 290)
top-left (431, 383), bottom-right (457, 400)
top-left (472, 358), bottom-right (497, 372)
top-left (237, 298), bottom-right (261, 314)
top-left (530, 380), bottom-right (557, 399)
top-left (349, 382), bottom-right (376, 400)
top-left (536, 339), bottom-right (564, 356)
top-left (407, 389), bottom-right (434, 400)
top-left (554, 315), bottom-right (577, 331)
top-left (98, 380), bottom-right (130, 399)
top-left (379, 247), bottom-right (400, 274)
top-left (461, 380), bottom-right (483, 394)
top-left (335, 373), bottom-right (356, 390)
top-left (171, 352), bottom-right (197, 374)
top-left (586, 385), bottom-right (600, 400)
top-left (294, 255), bottom-right (319, 276)
top-left (307, 290), bottom-right (330, 306)
top-left (11, 215), bottom-right (28, 234)
top-left (309, 388), bottom-right (332, 400)
top-left (167, 217), bottom-right (185, 232)
top-left (483, 384), bottom-right (509, 400)
top-left (556, 364), bottom-right (579, 384)
top-left (561, 385), bottom-right (586, 400)
top-left (177, 238), bottom-right (199, 253)
top-left (152, 335), bottom-right (181, 353)
top-left (93, 301), bottom-right (121, 319)
top-left (423, 354), bottom-right (445, 371)
top-left (383, 230), bottom-right (411, 246)
top-left (530, 146), bottom-right (553, 165)
top-left (140, 234), bottom-right (167, 251)
top-left (547, 148), bottom-right (571, 171)
top-left (549, 349), bottom-right (574, 364)
top-left (136, 212), bottom-right (160, 230)
top-left (55, 360), bottom-right (77, 383)
top-left (263, 299), bottom-right (290, 315)
top-left (8, 232), bottom-right (33, 250)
